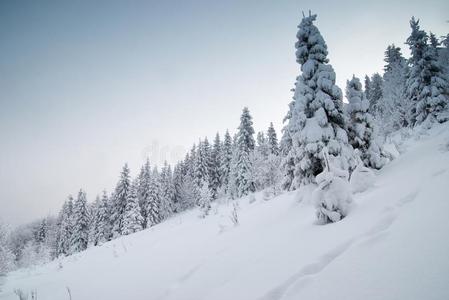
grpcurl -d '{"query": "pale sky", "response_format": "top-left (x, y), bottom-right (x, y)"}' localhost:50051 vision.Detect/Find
top-left (1, 0), bottom-right (448, 225)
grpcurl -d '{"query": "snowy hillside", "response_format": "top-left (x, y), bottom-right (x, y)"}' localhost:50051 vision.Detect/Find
top-left (1, 123), bottom-right (448, 300)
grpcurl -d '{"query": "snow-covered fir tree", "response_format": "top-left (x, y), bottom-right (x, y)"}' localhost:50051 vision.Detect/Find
top-left (364, 75), bottom-right (371, 102)
top-left (91, 191), bottom-right (110, 245)
top-left (172, 163), bottom-right (184, 213)
top-left (219, 130), bottom-right (233, 195)
top-left (111, 164), bottom-right (131, 237)
top-left (209, 133), bottom-right (221, 199)
top-left (252, 127), bottom-right (282, 196)
top-left (0, 223), bottom-right (15, 275)
top-left (405, 17), bottom-right (449, 125)
top-left (280, 82), bottom-right (300, 190)
top-left (382, 44), bottom-right (410, 131)
top-left (198, 180), bottom-right (212, 218)
top-left (367, 73), bottom-right (383, 120)
top-left (234, 107), bottom-right (256, 197)
top-left (36, 218), bottom-right (47, 244)
top-left (56, 195), bottom-right (74, 256)
top-left (194, 139), bottom-right (211, 203)
top-left (159, 162), bottom-right (174, 220)
top-left (71, 189), bottom-right (89, 253)
top-left (252, 132), bottom-right (269, 191)
top-left (285, 12), bottom-right (355, 188)
top-left (87, 196), bottom-right (100, 245)
top-left (267, 122), bottom-right (279, 155)
top-left (256, 131), bottom-right (270, 158)
top-left (146, 167), bottom-right (161, 227)
top-left (346, 75), bottom-right (384, 169)
top-left (122, 179), bottom-right (144, 235)
top-left (137, 159), bottom-right (151, 228)
top-left (227, 134), bottom-right (239, 199)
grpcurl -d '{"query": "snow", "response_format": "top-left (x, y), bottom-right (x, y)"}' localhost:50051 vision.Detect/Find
top-left (349, 163), bottom-right (375, 193)
top-left (1, 123), bottom-right (449, 300)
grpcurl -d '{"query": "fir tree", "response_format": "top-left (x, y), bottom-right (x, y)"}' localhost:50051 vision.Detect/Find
top-left (227, 134), bottom-right (239, 199)
top-left (210, 133), bottom-right (221, 199)
top-left (159, 162), bottom-right (174, 220)
top-left (382, 44), bottom-right (410, 130)
top-left (172, 163), bottom-right (184, 213)
top-left (198, 180), bottom-right (212, 218)
top-left (219, 130), bottom-right (233, 194)
top-left (36, 218), bottom-right (47, 244)
top-left (71, 190), bottom-right (89, 253)
top-left (364, 75), bottom-right (371, 102)
top-left (267, 122), bottom-right (279, 155)
top-left (111, 164), bottom-right (131, 237)
top-left (57, 195), bottom-right (74, 256)
top-left (0, 223), bottom-right (15, 275)
top-left (346, 75), bottom-right (384, 169)
top-left (235, 107), bottom-right (256, 197)
top-left (286, 12), bottom-right (355, 187)
top-left (256, 131), bottom-right (269, 158)
top-left (137, 159), bottom-right (151, 228)
top-left (280, 84), bottom-right (297, 190)
top-left (194, 139), bottom-right (211, 203)
top-left (368, 73), bottom-right (383, 119)
top-left (91, 191), bottom-right (110, 245)
top-left (146, 167), bottom-right (161, 227)
top-left (122, 180), bottom-right (144, 235)
top-left (405, 17), bottom-right (449, 125)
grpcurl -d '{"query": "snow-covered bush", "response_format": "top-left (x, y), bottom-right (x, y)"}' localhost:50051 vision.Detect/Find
top-left (313, 149), bottom-right (353, 224)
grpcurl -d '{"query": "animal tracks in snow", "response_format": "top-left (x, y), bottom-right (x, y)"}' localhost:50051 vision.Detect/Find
top-left (257, 239), bottom-right (356, 300)
top-left (258, 188), bottom-right (421, 300)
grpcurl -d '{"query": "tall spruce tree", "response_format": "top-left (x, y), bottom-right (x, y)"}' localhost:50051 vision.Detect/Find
top-left (159, 162), bottom-right (174, 220)
top-left (122, 179), bottom-right (144, 235)
top-left (368, 73), bottom-right (384, 120)
top-left (111, 164), bottom-right (131, 237)
top-left (91, 191), bottom-right (110, 245)
top-left (280, 84), bottom-right (297, 190)
top-left (194, 139), bottom-right (211, 203)
top-left (198, 180), bottom-right (212, 217)
top-left (210, 133), bottom-right (221, 199)
top-left (219, 130), bottom-right (233, 194)
top-left (364, 75), bottom-right (371, 103)
top-left (172, 163), bottom-right (184, 213)
top-left (57, 195), bottom-right (74, 256)
top-left (146, 167), bottom-right (161, 227)
top-left (286, 12), bottom-right (355, 187)
top-left (234, 107), bottom-right (256, 197)
top-left (346, 75), bottom-right (384, 169)
top-left (137, 159), bottom-right (151, 228)
top-left (71, 190), bottom-right (89, 253)
top-left (405, 17), bottom-right (449, 125)
top-left (382, 44), bottom-right (410, 130)
top-left (267, 122), bottom-right (279, 155)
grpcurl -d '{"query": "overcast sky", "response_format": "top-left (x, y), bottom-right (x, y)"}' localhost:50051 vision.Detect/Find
top-left (0, 0), bottom-right (448, 225)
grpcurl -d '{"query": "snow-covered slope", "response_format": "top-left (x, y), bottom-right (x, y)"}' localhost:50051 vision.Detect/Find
top-left (1, 124), bottom-right (449, 300)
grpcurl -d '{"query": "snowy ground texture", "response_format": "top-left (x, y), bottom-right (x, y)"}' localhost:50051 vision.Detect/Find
top-left (1, 123), bottom-right (449, 300)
